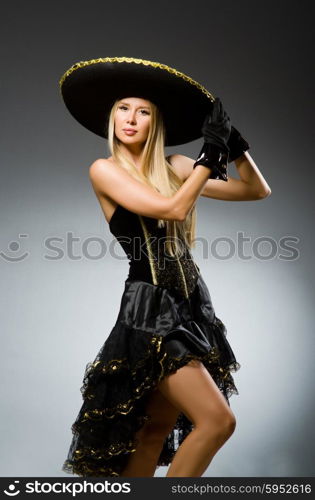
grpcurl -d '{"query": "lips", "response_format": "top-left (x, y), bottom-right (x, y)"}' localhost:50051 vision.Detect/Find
top-left (123, 129), bottom-right (137, 135)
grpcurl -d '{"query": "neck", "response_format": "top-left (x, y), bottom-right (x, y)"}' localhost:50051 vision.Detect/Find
top-left (119, 142), bottom-right (145, 170)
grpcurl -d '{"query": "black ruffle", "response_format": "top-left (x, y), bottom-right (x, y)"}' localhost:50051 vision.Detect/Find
top-left (62, 274), bottom-right (240, 477)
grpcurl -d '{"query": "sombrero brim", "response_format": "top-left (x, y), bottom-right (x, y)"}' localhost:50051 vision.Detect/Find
top-left (59, 57), bottom-right (215, 147)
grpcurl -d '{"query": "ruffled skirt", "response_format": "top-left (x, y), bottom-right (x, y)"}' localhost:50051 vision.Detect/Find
top-left (62, 274), bottom-right (241, 477)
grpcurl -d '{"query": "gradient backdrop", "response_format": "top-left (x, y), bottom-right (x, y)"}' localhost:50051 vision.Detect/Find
top-left (1, 0), bottom-right (314, 477)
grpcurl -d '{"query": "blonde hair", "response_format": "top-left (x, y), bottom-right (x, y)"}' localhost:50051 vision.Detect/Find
top-left (106, 98), bottom-right (197, 257)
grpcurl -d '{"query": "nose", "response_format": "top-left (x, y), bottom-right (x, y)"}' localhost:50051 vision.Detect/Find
top-left (126, 109), bottom-right (137, 124)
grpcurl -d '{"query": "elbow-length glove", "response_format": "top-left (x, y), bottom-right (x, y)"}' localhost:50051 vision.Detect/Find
top-left (193, 97), bottom-right (231, 181)
top-left (227, 125), bottom-right (250, 162)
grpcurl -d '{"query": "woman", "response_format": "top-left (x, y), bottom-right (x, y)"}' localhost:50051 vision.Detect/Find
top-left (59, 57), bottom-right (271, 478)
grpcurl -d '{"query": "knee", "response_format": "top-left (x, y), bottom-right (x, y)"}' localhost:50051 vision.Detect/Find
top-left (196, 410), bottom-right (236, 442)
top-left (215, 412), bottom-right (236, 440)
top-left (218, 411), bottom-right (237, 441)
top-left (222, 412), bottom-right (236, 437)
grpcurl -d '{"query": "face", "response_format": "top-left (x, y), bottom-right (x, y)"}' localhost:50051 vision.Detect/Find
top-left (114, 97), bottom-right (152, 145)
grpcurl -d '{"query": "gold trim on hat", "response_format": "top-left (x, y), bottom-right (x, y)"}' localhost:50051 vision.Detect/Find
top-left (59, 56), bottom-right (215, 102)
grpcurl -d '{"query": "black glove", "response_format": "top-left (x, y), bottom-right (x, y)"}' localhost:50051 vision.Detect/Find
top-left (201, 97), bottom-right (231, 151)
top-left (227, 125), bottom-right (250, 163)
top-left (193, 97), bottom-right (231, 181)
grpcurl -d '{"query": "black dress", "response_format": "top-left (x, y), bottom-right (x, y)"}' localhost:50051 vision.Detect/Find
top-left (62, 199), bottom-right (241, 477)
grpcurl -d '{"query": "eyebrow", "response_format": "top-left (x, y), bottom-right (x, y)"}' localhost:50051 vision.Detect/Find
top-left (119, 101), bottom-right (151, 109)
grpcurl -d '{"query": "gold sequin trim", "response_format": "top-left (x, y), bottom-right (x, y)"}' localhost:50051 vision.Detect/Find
top-left (64, 330), bottom-right (240, 477)
top-left (90, 358), bottom-right (127, 374)
top-left (84, 337), bottom-right (161, 384)
top-left (175, 255), bottom-right (189, 299)
top-left (137, 215), bottom-right (200, 299)
top-left (138, 215), bottom-right (158, 285)
top-left (79, 332), bottom-right (239, 421)
top-left (63, 459), bottom-right (120, 477)
top-left (80, 375), bottom-right (154, 421)
top-left (59, 57), bottom-right (215, 102)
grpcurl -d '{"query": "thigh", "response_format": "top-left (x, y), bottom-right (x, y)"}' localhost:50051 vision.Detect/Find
top-left (157, 359), bottom-right (234, 427)
top-left (142, 386), bottom-right (180, 431)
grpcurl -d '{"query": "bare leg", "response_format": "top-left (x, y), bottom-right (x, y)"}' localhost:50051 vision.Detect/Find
top-left (120, 387), bottom-right (180, 477)
top-left (157, 360), bottom-right (237, 477)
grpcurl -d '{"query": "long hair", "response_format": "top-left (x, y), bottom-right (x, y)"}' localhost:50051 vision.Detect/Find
top-left (106, 99), bottom-right (197, 257)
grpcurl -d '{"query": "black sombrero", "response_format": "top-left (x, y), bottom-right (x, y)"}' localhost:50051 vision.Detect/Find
top-left (59, 57), bottom-right (215, 146)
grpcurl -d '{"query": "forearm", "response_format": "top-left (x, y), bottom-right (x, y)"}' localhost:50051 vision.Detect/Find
top-left (235, 151), bottom-right (271, 196)
top-left (170, 165), bottom-right (211, 220)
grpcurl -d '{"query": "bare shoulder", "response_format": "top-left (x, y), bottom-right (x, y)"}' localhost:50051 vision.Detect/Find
top-left (168, 154), bottom-right (194, 181)
top-left (89, 157), bottom-right (113, 174)
top-left (88, 157), bottom-right (122, 198)
top-left (88, 157), bottom-right (131, 223)
top-left (88, 157), bottom-right (122, 188)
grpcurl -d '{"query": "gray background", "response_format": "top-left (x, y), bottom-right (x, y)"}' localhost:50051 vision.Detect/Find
top-left (1, 0), bottom-right (314, 477)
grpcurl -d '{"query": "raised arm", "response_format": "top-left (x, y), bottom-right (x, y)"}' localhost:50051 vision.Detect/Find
top-left (89, 158), bottom-right (211, 222)
top-left (169, 152), bottom-right (272, 201)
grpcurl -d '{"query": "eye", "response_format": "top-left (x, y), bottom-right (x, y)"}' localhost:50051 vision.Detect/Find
top-left (117, 105), bottom-right (150, 115)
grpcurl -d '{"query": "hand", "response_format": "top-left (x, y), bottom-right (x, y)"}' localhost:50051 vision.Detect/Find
top-left (227, 125), bottom-right (250, 163)
top-left (193, 143), bottom-right (229, 181)
top-left (193, 97), bottom-right (231, 181)
top-left (201, 97), bottom-right (231, 153)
